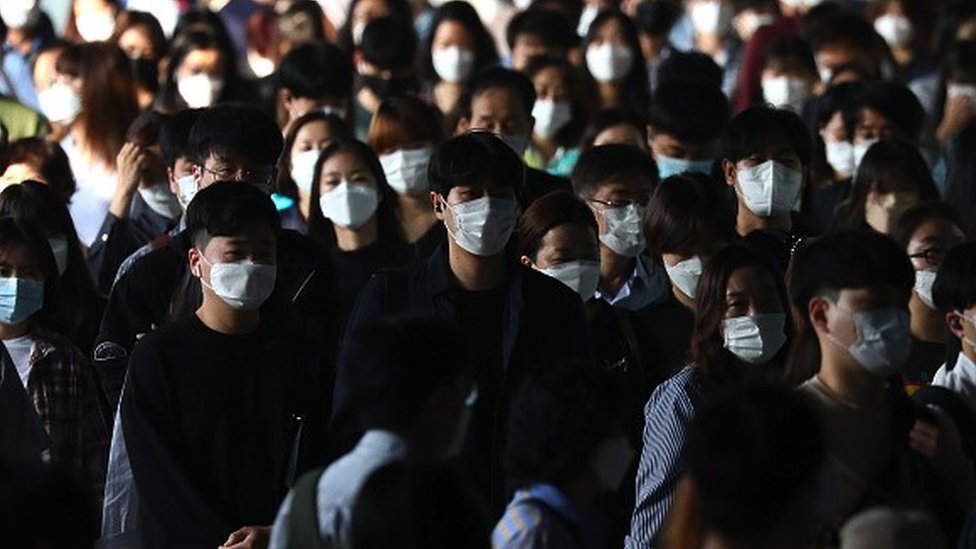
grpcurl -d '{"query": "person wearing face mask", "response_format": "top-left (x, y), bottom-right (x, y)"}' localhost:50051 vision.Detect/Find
top-left (352, 17), bottom-right (420, 140)
top-left (573, 144), bottom-right (670, 312)
top-left (523, 56), bottom-right (589, 178)
top-left (268, 317), bottom-right (475, 548)
top-left (119, 182), bottom-right (332, 549)
top-left (456, 66), bottom-right (573, 208)
top-left (870, 0), bottom-right (938, 99)
top-left (0, 217), bottom-right (109, 527)
top-left (789, 231), bottom-right (975, 539)
top-left (69, 0), bottom-right (118, 43)
top-left (932, 242), bottom-right (976, 418)
top-left (759, 36), bottom-right (819, 113)
top-left (848, 81), bottom-right (928, 168)
top-left (582, 10), bottom-right (650, 121)
top-left (275, 42), bottom-right (354, 130)
top-left (687, 0), bottom-right (744, 97)
top-left (336, 0), bottom-right (414, 55)
top-left (333, 133), bottom-right (590, 516)
top-left (627, 245), bottom-right (794, 548)
top-left (893, 203), bottom-right (966, 390)
top-left (505, 8), bottom-right (578, 72)
top-left (646, 80), bottom-right (728, 179)
top-left (111, 10), bottom-right (167, 110)
top-left (494, 360), bottom-right (632, 549)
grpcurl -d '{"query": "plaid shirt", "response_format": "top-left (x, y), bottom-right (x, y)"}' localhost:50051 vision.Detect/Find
top-left (25, 327), bottom-right (110, 507)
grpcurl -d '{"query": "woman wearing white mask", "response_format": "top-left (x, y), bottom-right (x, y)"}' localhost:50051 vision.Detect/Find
top-left (274, 112), bottom-right (351, 234)
top-left (628, 245), bottom-right (792, 547)
top-left (419, 1), bottom-right (499, 116)
top-left (337, 0), bottom-right (413, 53)
top-left (307, 140), bottom-right (412, 328)
top-left (368, 96), bottom-right (445, 255)
top-left (869, 0), bottom-right (937, 90)
top-left (155, 26), bottom-right (254, 113)
top-left (523, 56), bottom-right (589, 178)
top-left (582, 10), bottom-right (650, 120)
top-left (759, 36), bottom-right (818, 113)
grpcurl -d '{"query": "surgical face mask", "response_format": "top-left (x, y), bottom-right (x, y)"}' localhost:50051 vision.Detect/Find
top-left (0, 277), bottom-right (44, 325)
top-left (380, 147), bottom-right (431, 196)
top-left (37, 83), bottom-right (82, 124)
top-left (762, 76), bottom-right (812, 111)
top-left (177, 73), bottom-right (224, 109)
top-left (76, 9), bottom-right (116, 42)
top-left (656, 155), bottom-right (713, 179)
top-left (723, 313), bottom-right (787, 364)
top-left (431, 46), bottom-right (475, 84)
top-left (443, 196), bottom-right (518, 257)
top-left (176, 174), bottom-right (198, 208)
top-left (781, 0), bottom-right (823, 9)
top-left (690, 0), bottom-right (733, 36)
top-left (586, 43), bottom-right (634, 83)
top-left (532, 99), bottom-right (573, 140)
top-left (914, 269), bottom-right (938, 311)
top-left (864, 191), bottom-right (917, 235)
top-left (664, 256), bottom-right (702, 299)
top-left (196, 255), bottom-right (276, 311)
top-left (827, 306), bottom-right (911, 378)
top-left (593, 435), bottom-right (635, 492)
top-left (600, 203), bottom-right (645, 258)
top-left (947, 84), bottom-right (976, 103)
top-left (818, 65), bottom-right (833, 85)
top-left (577, 4), bottom-right (599, 37)
top-left (735, 160), bottom-right (803, 217)
top-left (138, 183), bottom-right (183, 221)
top-left (318, 104), bottom-right (348, 119)
top-left (47, 238), bottom-right (69, 277)
top-left (318, 181), bottom-right (379, 229)
top-left (289, 149), bottom-right (321, 195)
top-left (823, 137), bottom-right (855, 178)
top-left (0, 0), bottom-right (36, 28)
top-left (538, 260), bottom-right (601, 301)
top-left (852, 138), bottom-right (878, 170)
top-left (874, 14), bottom-right (913, 49)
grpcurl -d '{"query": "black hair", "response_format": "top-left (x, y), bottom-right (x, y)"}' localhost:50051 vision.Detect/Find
top-left (945, 126), bottom-right (976, 233)
top-left (644, 172), bottom-right (736, 256)
top-left (457, 66), bottom-right (536, 122)
top-left (635, 0), bottom-right (680, 36)
top-left (891, 201), bottom-right (965, 250)
top-left (159, 108), bottom-right (203, 168)
top-left (0, 217), bottom-right (61, 326)
top-left (933, 242), bottom-right (976, 314)
top-left (428, 132), bottom-right (525, 197)
top-left (813, 81), bottom-right (863, 135)
top-left (763, 36), bottom-right (818, 77)
top-left (581, 10), bottom-right (650, 121)
top-left (419, 1), bottom-right (500, 85)
top-left (345, 317), bottom-right (469, 431)
top-left (806, 8), bottom-right (877, 54)
top-left (505, 8), bottom-right (578, 52)
top-left (580, 108), bottom-right (648, 152)
top-left (523, 55), bottom-right (591, 148)
top-left (854, 81), bottom-right (926, 143)
top-left (336, 0), bottom-right (413, 54)
top-left (571, 143), bottom-right (657, 197)
top-left (276, 42), bottom-right (353, 100)
top-left (945, 38), bottom-right (976, 84)
top-left (648, 80), bottom-right (729, 144)
top-left (275, 112), bottom-right (350, 201)
top-left (516, 191), bottom-right (598, 261)
top-left (155, 24), bottom-right (239, 112)
top-left (185, 104), bottom-right (284, 167)
top-left (186, 181), bottom-right (281, 250)
top-left (657, 50), bottom-right (724, 91)
top-left (721, 106), bottom-right (813, 166)
top-left (361, 16), bottom-right (417, 70)
top-left (504, 360), bottom-right (624, 489)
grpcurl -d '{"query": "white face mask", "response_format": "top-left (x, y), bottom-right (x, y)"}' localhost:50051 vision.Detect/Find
top-left (600, 203), bottom-right (645, 257)
top-left (318, 104), bottom-right (348, 120)
top-left (537, 260), bottom-right (601, 301)
top-left (431, 46), bottom-right (476, 84)
top-left (197, 255), bottom-right (276, 311)
top-left (443, 196), bottom-right (518, 257)
top-left (823, 137), bottom-right (855, 178)
top-left (138, 183), bottom-right (183, 221)
top-left (176, 174), bottom-right (198, 208)
top-left (76, 9), bottom-right (116, 42)
top-left (47, 237), bottom-right (69, 277)
top-left (0, 0), bottom-right (36, 28)
top-left (664, 256), bottom-right (702, 299)
top-left (577, 4), bottom-right (599, 37)
top-left (852, 138), bottom-right (878, 170)
top-left (380, 147), bottom-right (431, 196)
top-left (874, 14), bottom-right (913, 49)
top-left (827, 306), bottom-right (911, 377)
top-left (319, 181), bottom-right (379, 229)
top-left (947, 84), bottom-right (976, 103)
top-left (593, 436), bottom-right (635, 492)
top-left (914, 269), bottom-right (938, 311)
top-left (690, 0), bottom-right (733, 36)
top-left (177, 73), bottom-right (224, 109)
top-left (289, 149), bottom-right (321, 195)
top-left (736, 160), bottom-right (803, 217)
top-left (532, 99), bottom-right (573, 140)
top-left (762, 76), bottom-right (811, 111)
top-left (586, 43), bottom-right (634, 83)
top-left (723, 313), bottom-right (787, 364)
top-left (38, 83), bottom-right (82, 124)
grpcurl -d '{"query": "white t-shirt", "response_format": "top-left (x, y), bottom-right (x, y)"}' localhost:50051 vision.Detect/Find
top-left (933, 352), bottom-right (976, 417)
top-left (4, 333), bottom-right (35, 387)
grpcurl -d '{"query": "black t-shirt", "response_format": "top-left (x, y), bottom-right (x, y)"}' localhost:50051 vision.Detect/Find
top-left (903, 336), bottom-right (947, 389)
top-left (330, 240), bottom-right (411, 334)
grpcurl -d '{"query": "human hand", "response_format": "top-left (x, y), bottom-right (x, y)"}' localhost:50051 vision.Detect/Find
top-left (219, 525), bottom-right (271, 549)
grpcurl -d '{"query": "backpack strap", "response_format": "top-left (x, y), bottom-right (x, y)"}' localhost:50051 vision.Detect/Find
top-left (285, 467), bottom-right (326, 548)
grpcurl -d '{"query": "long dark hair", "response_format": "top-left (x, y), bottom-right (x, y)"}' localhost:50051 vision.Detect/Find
top-left (155, 25), bottom-right (237, 113)
top-left (581, 10), bottom-right (650, 122)
top-left (0, 217), bottom-right (63, 330)
top-left (275, 111), bottom-right (350, 201)
top-left (418, 1), bottom-right (499, 85)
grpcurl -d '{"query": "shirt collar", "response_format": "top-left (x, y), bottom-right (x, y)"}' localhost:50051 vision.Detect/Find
top-left (356, 430), bottom-right (411, 459)
top-left (516, 483), bottom-right (587, 529)
top-left (952, 351), bottom-right (976, 379)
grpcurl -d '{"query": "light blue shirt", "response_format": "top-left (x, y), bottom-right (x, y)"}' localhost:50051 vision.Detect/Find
top-left (0, 46), bottom-right (39, 111)
top-left (594, 254), bottom-right (670, 312)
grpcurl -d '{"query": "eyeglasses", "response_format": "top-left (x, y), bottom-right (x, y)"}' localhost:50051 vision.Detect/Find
top-left (908, 247), bottom-right (950, 266)
top-left (200, 164), bottom-right (273, 185)
top-left (585, 197), bottom-right (648, 210)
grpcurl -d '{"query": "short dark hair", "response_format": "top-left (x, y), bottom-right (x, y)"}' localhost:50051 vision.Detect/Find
top-left (505, 8), bottom-right (577, 52)
top-left (580, 108), bottom-right (648, 152)
top-left (644, 172), bottom-right (735, 256)
top-left (764, 36), bottom-right (818, 76)
top-left (854, 82), bottom-right (926, 143)
top-left (276, 42), bottom-right (353, 100)
top-left (891, 201), bottom-right (965, 250)
top-left (345, 317), bottom-right (469, 431)
top-left (185, 104), bottom-right (283, 167)
top-left (3, 138), bottom-right (75, 203)
top-left (186, 181), bottom-right (281, 250)
top-left (159, 108), bottom-right (203, 168)
top-left (812, 81), bottom-right (863, 135)
top-left (648, 80), bottom-right (729, 144)
top-left (933, 242), bottom-right (976, 314)
top-left (458, 66), bottom-right (536, 122)
top-left (806, 8), bottom-right (876, 54)
top-left (635, 0), bottom-right (680, 36)
top-left (428, 132), bottom-right (524, 197)
top-left (516, 191), bottom-right (597, 261)
top-left (722, 106), bottom-right (813, 166)
top-left (657, 50), bottom-right (723, 91)
top-left (361, 16), bottom-right (417, 69)
top-left (571, 144), bottom-right (658, 198)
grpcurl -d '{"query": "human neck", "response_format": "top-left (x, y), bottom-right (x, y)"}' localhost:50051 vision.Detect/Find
top-left (671, 285), bottom-right (695, 310)
top-left (196, 297), bottom-right (259, 335)
top-left (434, 81), bottom-right (462, 114)
top-left (531, 135), bottom-right (560, 163)
top-left (396, 194), bottom-right (437, 244)
top-left (597, 82), bottom-right (620, 109)
top-left (599, 246), bottom-right (635, 297)
top-left (357, 87), bottom-right (382, 114)
top-left (816, 345), bottom-right (887, 405)
top-left (695, 33), bottom-right (723, 58)
top-left (737, 206), bottom-right (791, 236)
top-left (299, 194), bottom-right (311, 222)
top-left (334, 216), bottom-right (379, 252)
top-left (447, 239), bottom-right (508, 291)
top-left (909, 294), bottom-right (948, 343)
top-left (0, 321), bottom-right (31, 340)
top-left (891, 46), bottom-right (915, 66)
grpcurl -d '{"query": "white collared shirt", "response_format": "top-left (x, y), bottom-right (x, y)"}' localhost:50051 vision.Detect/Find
top-left (933, 351), bottom-right (976, 416)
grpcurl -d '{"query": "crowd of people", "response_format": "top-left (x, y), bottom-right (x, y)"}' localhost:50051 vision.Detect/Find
top-left (0, 0), bottom-right (976, 547)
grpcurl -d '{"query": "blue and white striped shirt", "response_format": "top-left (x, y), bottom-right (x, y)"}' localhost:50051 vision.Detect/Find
top-left (625, 366), bottom-right (702, 548)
